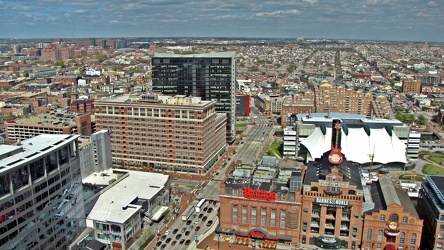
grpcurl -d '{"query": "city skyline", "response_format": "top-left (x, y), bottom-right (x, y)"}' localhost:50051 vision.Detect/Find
top-left (1, 0), bottom-right (443, 42)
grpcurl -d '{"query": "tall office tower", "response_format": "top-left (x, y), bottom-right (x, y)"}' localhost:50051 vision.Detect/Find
top-left (94, 94), bottom-right (227, 175)
top-left (152, 52), bottom-right (236, 143)
top-left (0, 134), bottom-right (84, 249)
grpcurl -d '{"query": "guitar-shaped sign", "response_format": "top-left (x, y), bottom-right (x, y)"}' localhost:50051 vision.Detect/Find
top-left (328, 120), bottom-right (344, 165)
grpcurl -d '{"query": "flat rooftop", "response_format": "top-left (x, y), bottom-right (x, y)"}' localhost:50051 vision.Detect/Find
top-left (6, 112), bottom-right (82, 128)
top-left (154, 51), bottom-right (235, 58)
top-left (0, 134), bottom-right (79, 173)
top-left (86, 169), bottom-right (169, 224)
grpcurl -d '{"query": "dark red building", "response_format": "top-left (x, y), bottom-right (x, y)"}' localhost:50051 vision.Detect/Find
top-left (70, 99), bottom-right (94, 114)
top-left (236, 94), bottom-right (250, 117)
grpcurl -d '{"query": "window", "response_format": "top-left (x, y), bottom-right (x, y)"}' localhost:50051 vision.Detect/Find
top-left (379, 214), bottom-right (385, 221)
top-left (242, 206), bottom-right (247, 224)
top-left (439, 234), bottom-right (444, 240)
top-left (411, 233), bottom-right (417, 245)
top-left (402, 216), bottom-right (408, 223)
top-left (280, 210), bottom-right (286, 228)
top-left (251, 207), bottom-right (257, 225)
top-left (377, 230), bottom-right (383, 242)
top-left (389, 213), bottom-right (399, 222)
top-left (261, 208), bottom-right (267, 226)
top-left (400, 232), bottom-right (405, 244)
top-left (232, 205), bottom-right (238, 223)
top-left (270, 209), bottom-right (276, 227)
top-left (367, 228), bottom-right (372, 241)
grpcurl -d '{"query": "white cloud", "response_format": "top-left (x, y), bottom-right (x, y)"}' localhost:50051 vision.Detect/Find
top-left (255, 9), bottom-right (300, 17)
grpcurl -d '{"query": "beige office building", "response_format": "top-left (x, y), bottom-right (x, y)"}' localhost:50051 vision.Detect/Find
top-left (94, 94), bottom-right (227, 176)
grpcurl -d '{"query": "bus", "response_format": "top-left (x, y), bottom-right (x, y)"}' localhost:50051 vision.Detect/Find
top-left (194, 199), bottom-right (206, 213)
top-left (181, 206), bottom-right (194, 221)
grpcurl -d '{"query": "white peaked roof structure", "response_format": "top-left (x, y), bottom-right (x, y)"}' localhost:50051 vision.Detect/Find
top-left (301, 126), bottom-right (407, 164)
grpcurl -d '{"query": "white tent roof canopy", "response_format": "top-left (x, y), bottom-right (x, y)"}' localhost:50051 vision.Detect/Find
top-left (301, 127), bottom-right (407, 164)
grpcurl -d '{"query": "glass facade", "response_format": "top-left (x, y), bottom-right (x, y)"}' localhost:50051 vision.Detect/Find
top-left (152, 52), bottom-right (236, 143)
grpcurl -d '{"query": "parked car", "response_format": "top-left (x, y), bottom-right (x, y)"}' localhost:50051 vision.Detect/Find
top-left (206, 220), bottom-right (213, 227)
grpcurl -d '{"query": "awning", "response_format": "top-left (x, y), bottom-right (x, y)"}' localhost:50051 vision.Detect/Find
top-left (384, 244), bottom-right (396, 250)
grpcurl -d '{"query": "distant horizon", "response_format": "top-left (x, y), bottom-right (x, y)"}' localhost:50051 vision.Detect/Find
top-left (1, 1), bottom-right (442, 43)
top-left (1, 36), bottom-right (442, 45)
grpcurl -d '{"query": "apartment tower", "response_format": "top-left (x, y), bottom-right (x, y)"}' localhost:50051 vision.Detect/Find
top-left (152, 52), bottom-right (236, 143)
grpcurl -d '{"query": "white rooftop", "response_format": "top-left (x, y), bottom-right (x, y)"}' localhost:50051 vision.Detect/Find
top-left (0, 134), bottom-right (79, 173)
top-left (86, 170), bottom-right (169, 224)
top-left (302, 127), bottom-right (407, 164)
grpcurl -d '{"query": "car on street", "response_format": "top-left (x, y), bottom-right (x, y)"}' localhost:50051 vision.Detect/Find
top-left (202, 216), bottom-right (208, 222)
top-left (206, 220), bottom-right (213, 227)
top-left (156, 241), bottom-right (162, 247)
top-left (161, 235), bottom-right (166, 241)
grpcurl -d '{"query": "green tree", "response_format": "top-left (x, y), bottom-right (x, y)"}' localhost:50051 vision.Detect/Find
top-left (249, 65), bottom-right (259, 72)
top-left (54, 60), bottom-right (65, 67)
top-left (417, 114), bottom-right (428, 125)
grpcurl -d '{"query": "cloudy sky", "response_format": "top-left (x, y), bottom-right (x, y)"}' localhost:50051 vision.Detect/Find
top-left (1, 0), bottom-right (443, 42)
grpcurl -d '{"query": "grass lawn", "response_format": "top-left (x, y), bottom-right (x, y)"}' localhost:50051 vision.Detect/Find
top-left (428, 152), bottom-right (444, 165)
top-left (423, 164), bottom-right (444, 176)
top-left (235, 123), bottom-right (248, 127)
top-left (267, 141), bottom-right (282, 158)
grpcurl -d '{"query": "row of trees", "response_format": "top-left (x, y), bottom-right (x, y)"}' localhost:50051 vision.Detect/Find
top-left (396, 111), bottom-right (427, 125)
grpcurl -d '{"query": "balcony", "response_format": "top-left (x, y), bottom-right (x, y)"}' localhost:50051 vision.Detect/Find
top-left (341, 216), bottom-right (350, 221)
top-left (324, 189), bottom-right (342, 195)
top-left (325, 214), bottom-right (335, 220)
top-left (311, 222), bottom-right (320, 228)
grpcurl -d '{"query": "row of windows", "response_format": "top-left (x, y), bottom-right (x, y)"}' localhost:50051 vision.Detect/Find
top-left (365, 229), bottom-right (417, 249)
top-left (232, 205), bottom-right (286, 228)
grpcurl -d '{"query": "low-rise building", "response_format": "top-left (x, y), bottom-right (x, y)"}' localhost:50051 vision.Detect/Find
top-left (219, 157), bottom-right (304, 245)
top-left (362, 176), bottom-right (423, 250)
top-left (4, 112), bottom-right (94, 144)
top-left (84, 170), bottom-right (170, 250)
